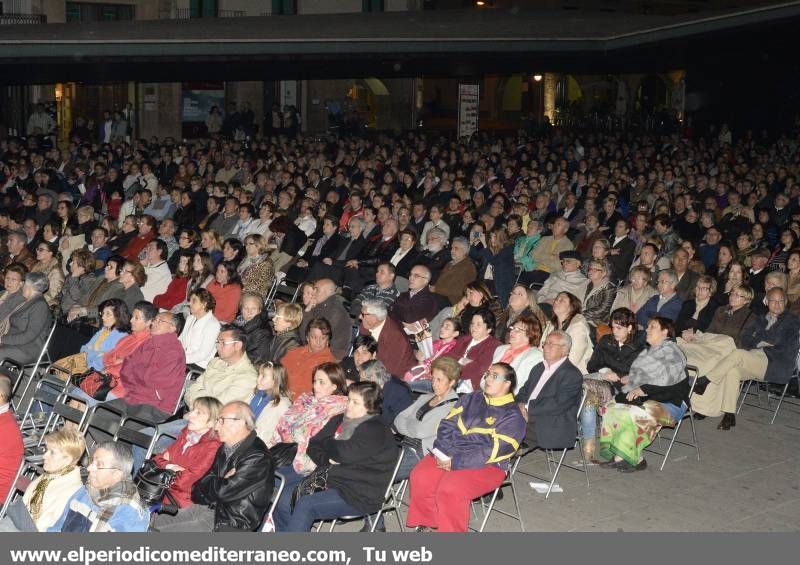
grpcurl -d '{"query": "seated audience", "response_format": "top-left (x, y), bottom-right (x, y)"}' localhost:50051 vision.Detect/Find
top-left (636, 269), bottom-right (684, 329)
top-left (178, 288), bottom-right (221, 369)
top-left (359, 359), bottom-right (413, 425)
top-left (207, 260), bottom-right (242, 323)
top-left (491, 313), bottom-right (543, 394)
top-left (495, 284), bottom-right (548, 344)
top-left (250, 362), bottom-right (292, 444)
top-left (540, 292), bottom-right (593, 374)
top-left (610, 265), bottom-right (657, 315)
top-left (282, 317), bottom-right (337, 398)
top-left (359, 298), bottom-right (416, 378)
top-left (0, 372), bottom-right (23, 505)
top-left (141, 239), bottom-right (171, 302)
top-left (675, 275), bottom-right (718, 334)
top-left (298, 278), bottom-right (352, 361)
top-left (153, 250), bottom-right (192, 311)
top-left (264, 303), bottom-right (303, 364)
top-left (0, 272), bottom-right (53, 365)
top-left (234, 292), bottom-right (272, 364)
top-left (444, 308), bottom-right (502, 391)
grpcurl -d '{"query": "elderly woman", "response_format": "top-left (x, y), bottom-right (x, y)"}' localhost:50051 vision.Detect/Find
top-left (582, 308), bottom-right (645, 462)
top-left (406, 362), bottom-right (526, 532)
top-left (581, 258), bottom-right (616, 331)
top-left (431, 237), bottom-right (477, 306)
top-left (675, 275), bottom-right (719, 334)
top-left (234, 292), bottom-right (271, 363)
top-left (359, 359), bottom-right (413, 426)
top-left (541, 292), bottom-right (594, 374)
top-left (0, 429), bottom-right (85, 532)
top-left (581, 239), bottom-right (610, 276)
top-left (31, 241), bottom-right (64, 308)
top-left (395, 357), bottom-right (461, 482)
top-left (178, 288), bottom-right (221, 369)
top-left (264, 302), bottom-right (303, 364)
top-left (237, 234), bottom-right (275, 299)
top-left (59, 248), bottom-right (99, 316)
top-left (598, 317), bottom-right (689, 472)
top-left (444, 309), bottom-right (502, 392)
top-left (495, 284), bottom-right (548, 343)
top-left (283, 381), bottom-right (398, 532)
top-left (207, 260), bottom-right (242, 323)
top-left (0, 272), bottom-right (52, 365)
top-left (270, 362), bottom-right (348, 531)
top-left (636, 269), bottom-right (683, 328)
top-left (611, 265), bottom-right (657, 314)
top-left (491, 313), bottom-right (543, 394)
top-left (117, 260), bottom-right (146, 312)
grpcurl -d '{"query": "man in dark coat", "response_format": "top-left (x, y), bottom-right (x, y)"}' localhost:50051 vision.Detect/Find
top-left (389, 265), bottom-right (439, 325)
top-left (515, 330), bottom-right (583, 450)
top-left (360, 298), bottom-right (417, 379)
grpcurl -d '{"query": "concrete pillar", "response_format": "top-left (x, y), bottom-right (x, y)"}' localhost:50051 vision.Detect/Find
top-left (543, 73), bottom-right (558, 123)
top-left (227, 81), bottom-right (265, 131)
top-left (138, 82), bottom-right (181, 139)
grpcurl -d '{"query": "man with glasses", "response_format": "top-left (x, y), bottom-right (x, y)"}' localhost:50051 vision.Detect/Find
top-left (155, 402), bottom-right (273, 532)
top-left (692, 287), bottom-right (800, 430)
top-left (389, 265), bottom-right (439, 327)
top-left (49, 442), bottom-right (148, 532)
top-left (515, 330), bottom-right (583, 452)
top-left (637, 269), bottom-right (684, 329)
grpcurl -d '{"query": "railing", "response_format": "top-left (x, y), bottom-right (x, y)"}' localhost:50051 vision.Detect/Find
top-left (169, 8), bottom-right (247, 19)
top-left (0, 13), bottom-right (46, 25)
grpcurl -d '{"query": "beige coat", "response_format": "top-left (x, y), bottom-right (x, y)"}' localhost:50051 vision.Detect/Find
top-left (541, 313), bottom-right (594, 374)
top-left (22, 466), bottom-right (83, 531)
top-left (184, 353), bottom-right (257, 407)
top-left (253, 395), bottom-right (292, 445)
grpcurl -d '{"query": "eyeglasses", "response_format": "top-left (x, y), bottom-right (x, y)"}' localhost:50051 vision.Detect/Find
top-left (155, 317), bottom-right (175, 326)
top-left (36, 247), bottom-right (49, 253)
top-left (88, 461), bottom-right (120, 471)
top-left (216, 417), bottom-right (241, 424)
top-left (509, 326), bottom-right (527, 333)
top-left (409, 273), bottom-right (428, 279)
top-left (216, 339), bottom-right (241, 346)
top-left (483, 371), bottom-right (508, 382)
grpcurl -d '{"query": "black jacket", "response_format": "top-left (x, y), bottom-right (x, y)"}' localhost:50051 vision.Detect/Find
top-left (515, 359), bottom-right (583, 449)
top-left (240, 313), bottom-right (272, 364)
top-left (586, 334), bottom-right (645, 376)
top-left (192, 431), bottom-right (274, 531)
top-left (640, 378), bottom-right (690, 407)
top-left (280, 224), bottom-right (308, 257)
top-left (675, 298), bottom-right (718, 334)
top-left (264, 329), bottom-right (301, 364)
top-left (607, 236), bottom-right (636, 285)
top-left (307, 414), bottom-right (398, 514)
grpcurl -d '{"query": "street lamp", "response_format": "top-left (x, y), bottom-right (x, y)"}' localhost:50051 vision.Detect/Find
top-left (533, 74), bottom-right (543, 82)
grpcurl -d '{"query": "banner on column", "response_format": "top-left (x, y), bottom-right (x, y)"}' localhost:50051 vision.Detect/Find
top-left (457, 83), bottom-right (480, 139)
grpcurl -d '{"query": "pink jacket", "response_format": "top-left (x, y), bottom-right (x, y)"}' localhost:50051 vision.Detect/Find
top-left (119, 333), bottom-right (186, 414)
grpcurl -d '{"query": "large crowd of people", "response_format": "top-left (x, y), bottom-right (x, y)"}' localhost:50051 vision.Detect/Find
top-left (0, 118), bottom-right (799, 533)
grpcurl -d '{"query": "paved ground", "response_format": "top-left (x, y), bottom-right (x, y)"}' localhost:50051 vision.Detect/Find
top-left (333, 394), bottom-right (800, 532)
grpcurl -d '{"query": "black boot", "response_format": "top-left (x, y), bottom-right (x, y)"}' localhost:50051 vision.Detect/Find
top-left (717, 412), bottom-right (736, 430)
top-left (693, 377), bottom-right (711, 396)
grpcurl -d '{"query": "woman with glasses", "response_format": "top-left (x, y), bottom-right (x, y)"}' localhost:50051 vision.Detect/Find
top-left (581, 258), bottom-right (616, 333)
top-left (237, 234), bottom-right (275, 300)
top-left (0, 428), bottom-right (85, 532)
top-left (31, 240), bottom-right (64, 308)
top-left (117, 260), bottom-right (146, 313)
top-left (120, 215), bottom-right (156, 262)
top-left (406, 362), bottom-right (525, 532)
top-left (675, 275), bottom-right (719, 334)
top-left (490, 313), bottom-right (543, 394)
top-left (59, 249), bottom-right (99, 317)
top-left (444, 308), bottom-right (502, 392)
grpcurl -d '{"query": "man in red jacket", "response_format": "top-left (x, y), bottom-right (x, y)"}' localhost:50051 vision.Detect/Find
top-left (0, 373), bottom-right (23, 503)
top-left (360, 298), bottom-right (416, 377)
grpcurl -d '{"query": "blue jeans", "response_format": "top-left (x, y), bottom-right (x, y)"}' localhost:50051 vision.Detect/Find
top-left (131, 419), bottom-right (185, 473)
top-left (285, 488), bottom-right (363, 532)
top-left (664, 401), bottom-right (687, 423)
top-left (581, 405), bottom-right (598, 439)
top-left (272, 465), bottom-right (307, 532)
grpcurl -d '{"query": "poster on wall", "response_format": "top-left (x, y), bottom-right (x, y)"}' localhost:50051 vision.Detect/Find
top-left (457, 83), bottom-right (480, 139)
top-left (182, 82), bottom-right (225, 139)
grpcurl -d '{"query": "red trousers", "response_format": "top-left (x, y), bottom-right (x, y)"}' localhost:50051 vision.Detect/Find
top-left (406, 454), bottom-right (506, 532)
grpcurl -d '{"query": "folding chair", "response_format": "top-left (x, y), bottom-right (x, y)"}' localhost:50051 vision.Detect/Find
top-left (34, 387), bottom-right (93, 445)
top-left (643, 365), bottom-right (701, 470)
top-left (263, 273), bottom-right (284, 311)
top-left (17, 372), bottom-right (70, 439)
top-left (515, 388), bottom-right (589, 499)
top-left (0, 462), bottom-right (42, 520)
top-left (319, 448), bottom-right (406, 533)
top-left (12, 321), bottom-right (57, 402)
top-left (737, 351), bottom-right (800, 424)
top-left (260, 472), bottom-right (286, 532)
top-left (469, 452), bottom-right (524, 532)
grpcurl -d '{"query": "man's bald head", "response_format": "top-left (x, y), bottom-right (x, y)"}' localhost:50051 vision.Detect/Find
top-left (315, 279), bottom-right (337, 302)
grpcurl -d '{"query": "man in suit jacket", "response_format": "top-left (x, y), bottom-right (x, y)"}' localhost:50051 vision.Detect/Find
top-left (672, 248), bottom-right (700, 301)
top-left (308, 217), bottom-right (368, 284)
top-left (389, 265), bottom-right (440, 325)
top-left (637, 269), bottom-right (684, 328)
top-left (515, 330), bottom-right (583, 450)
top-left (360, 298), bottom-right (416, 378)
top-left (342, 218), bottom-right (400, 292)
top-left (608, 220), bottom-right (637, 285)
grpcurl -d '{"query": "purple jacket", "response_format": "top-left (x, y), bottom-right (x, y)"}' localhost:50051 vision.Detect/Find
top-left (433, 390), bottom-right (526, 471)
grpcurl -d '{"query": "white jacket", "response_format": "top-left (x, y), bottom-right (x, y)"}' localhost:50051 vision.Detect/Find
top-left (541, 314), bottom-right (594, 374)
top-left (253, 395), bottom-right (292, 445)
top-left (492, 345), bottom-right (544, 395)
top-left (142, 261), bottom-right (172, 302)
top-left (179, 311), bottom-right (221, 369)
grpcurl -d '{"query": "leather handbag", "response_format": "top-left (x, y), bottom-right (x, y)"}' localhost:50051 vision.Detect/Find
top-left (290, 463), bottom-right (330, 511)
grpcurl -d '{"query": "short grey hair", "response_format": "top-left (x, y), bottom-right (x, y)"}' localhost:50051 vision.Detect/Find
top-left (547, 329), bottom-right (572, 352)
top-left (589, 258), bottom-right (611, 276)
top-left (451, 236), bottom-right (470, 252)
top-left (360, 359), bottom-right (391, 388)
top-left (657, 269), bottom-right (678, 287)
top-left (348, 216), bottom-right (364, 229)
top-left (25, 271), bottom-right (49, 295)
top-left (362, 299), bottom-right (388, 321)
top-left (427, 227), bottom-right (447, 242)
top-left (226, 401), bottom-right (256, 431)
top-left (94, 441), bottom-right (134, 476)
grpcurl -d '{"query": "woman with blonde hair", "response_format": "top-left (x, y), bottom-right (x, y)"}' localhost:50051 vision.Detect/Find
top-left (264, 302), bottom-right (303, 363)
top-left (237, 233), bottom-right (275, 299)
top-left (611, 265), bottom-right (657, 314)
top-left (0, 428), bottom-right (85, 532)
top-left (495, 284), bottom-right (547, 343)
top-left (199, 229), bottom-right (223, 267)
